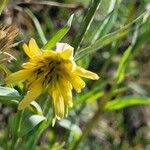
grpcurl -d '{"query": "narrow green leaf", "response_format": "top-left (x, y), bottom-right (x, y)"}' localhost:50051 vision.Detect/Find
top-left (25, 8), bottom-right (47, 44)
top-left (92, 0), bottom-right (121, 43)
top-left (74, 80), bottom-right (108, 107)
top-left (75, 12), bottom-right (146, 61)
top-left (0, 0), bottom-right (8, 15)
top-left (116, 46), bottom-right (132, 83)
top-left (116, 24), bottom-right (139, 83)
top-left (74, 87), bottom-right (99, 106)
top-left (43, 14), bottom-right (74, 50)
top-left (132, 14), bottom-right (150, 56)
top-left (86, 92), bottom-right (104, 104)
top-left (105, 96), bottom-right (150, 111)
top-left (75, 28), bottom-right (129, 60)
top-left (72, 0), bottom-right (102, 51)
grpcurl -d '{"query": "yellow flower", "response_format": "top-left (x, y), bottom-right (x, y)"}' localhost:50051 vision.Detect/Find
top-left (5, 38), bottom-right (99, 120)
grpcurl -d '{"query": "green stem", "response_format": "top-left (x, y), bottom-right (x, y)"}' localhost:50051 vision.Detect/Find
top-left (72, 0), bottom-right (102, 51)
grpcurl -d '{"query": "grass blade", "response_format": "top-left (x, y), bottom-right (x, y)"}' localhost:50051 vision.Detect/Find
top-left (92, 0), bottom-right (121, 43)
top-left (105, 96), bottom-right (150, 111)
top-left (75, 12), bottom-right (146, 61)
top-left (43, 14), bottom-right (74, 50)
top-left (25, 8), bottom-right (47, 44)
top-left (72, 0), bottom-right (102, 51)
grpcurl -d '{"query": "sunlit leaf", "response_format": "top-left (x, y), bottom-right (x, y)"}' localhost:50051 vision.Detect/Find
top-left (105, 96), bottom-right (150, 111)
top-left (116, 24), bottom-right (139, 83)
top-left (75, 12), bottom-right (146, 60)
top-left (86, 92), bottom-right (104, 104)
top-left (43, 14), bottom-right (74, 50)
top-left (92, 0), bottom-right (121, 43)
top-left (116, 46), bottom-right (132, 83)
top-left (74, 86), bottom-right (100, 106)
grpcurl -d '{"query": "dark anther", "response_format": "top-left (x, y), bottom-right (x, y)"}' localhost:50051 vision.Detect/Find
top-left (48, 77), bottom-right (52, 84)
top-left (45, 74), bottom-right (48, 80)
top-left (38, 61), bottom-right (44, 64)
top-left (37, 68), bottom-right (43, 75)
top-left (48, 61), bottom-right (53, 66)
top-left (48, 66), bottom-right (55, 74)
top-left (44, 74), bottom-right (52, 84)
top-left (56, 74), bottom-right (59, 80)
top-left (56, 61), bottom-right (61, 65)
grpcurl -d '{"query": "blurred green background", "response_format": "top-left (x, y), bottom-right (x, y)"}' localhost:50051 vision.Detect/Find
top-left (1, 0), bottom-right (150, 150)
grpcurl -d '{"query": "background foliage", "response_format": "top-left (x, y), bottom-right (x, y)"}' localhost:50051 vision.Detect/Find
top-left (1, 0), bottom-right (150, 149)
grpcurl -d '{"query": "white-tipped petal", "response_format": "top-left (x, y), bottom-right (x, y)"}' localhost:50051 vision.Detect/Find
top-left (56, 43), bottom-right (74, 52)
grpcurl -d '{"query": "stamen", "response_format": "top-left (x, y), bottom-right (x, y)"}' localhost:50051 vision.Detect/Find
top-left (48, 76), bottom-right (52, 84)
top-left (56, 74), bottom-right (59, 81)
top-left (37, 68), bottom-right (43, 75)
top-left (56, 61), bottom-right (61, 65)
top-left (48, 66), bottom-right (55, 74)
top-left (48, 61), bottom-right (53, 66)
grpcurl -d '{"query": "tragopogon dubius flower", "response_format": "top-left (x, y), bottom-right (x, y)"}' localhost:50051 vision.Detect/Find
top-left (5, 38), bottom-right (99, 120)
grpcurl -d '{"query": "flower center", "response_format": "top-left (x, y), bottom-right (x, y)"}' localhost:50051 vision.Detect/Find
top-left (34, 59), bottom-right (62, 85)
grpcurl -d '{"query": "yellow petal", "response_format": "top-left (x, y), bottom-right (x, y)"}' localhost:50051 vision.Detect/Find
top-left (51, 85), bottom-right (65, 120)
top-left (56, 43), bottom-right (74, 60)
top-left (22, 62), bottom-right (37, 69)
top-left (61, 49), bottom-right (74, 60)
top-left (23, 38), bottom-right (42, 58)
top-left (23, 43), bottom-right (33, 58)
top-left (18, 79), bottom-right (43, 110)
top-left (29, 38), bottom-right (42, 56)
top-left (68, 74), bottom-right (85, 93)
top-left (62, 60), bottom-right (76, 72)
top-left (58, 78), bottom-right (73, 107)
top-left (56, 43), bottom-right (74, 52)
top-left (75, 66), bottom-right (99, 80)
top-left (5, 70), bottom-right (31, 84)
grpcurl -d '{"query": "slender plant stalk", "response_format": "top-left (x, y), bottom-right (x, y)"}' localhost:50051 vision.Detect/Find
top-left (92, 0), bottom-right (120, 43)
top-left (71, 91), bottom-right (109, 150)
top-left (25, 8), bottom-right (47, 44)
top-left (72, 0), bottom-right (102, 51)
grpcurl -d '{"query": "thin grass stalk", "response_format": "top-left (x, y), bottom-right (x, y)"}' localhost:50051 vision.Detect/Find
top-left (72, 0), bottom-right (102, 51)
top-left (25, 8), bottom-right (47, 44)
